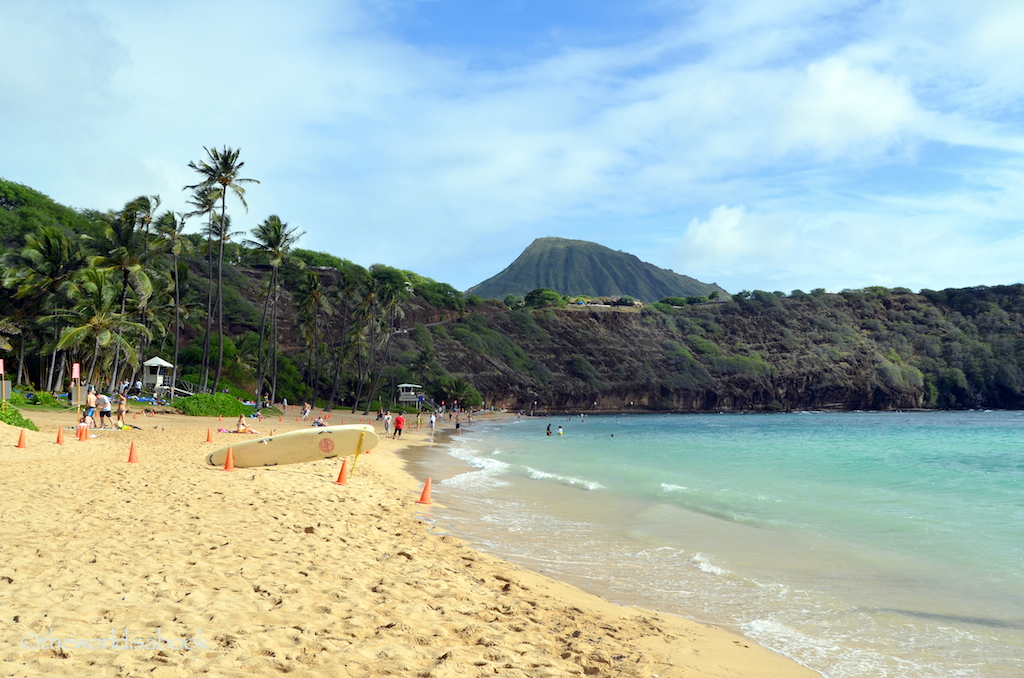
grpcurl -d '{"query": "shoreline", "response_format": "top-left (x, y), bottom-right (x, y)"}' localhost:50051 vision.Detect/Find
top-left (1, 409), bottom-right (818, 677)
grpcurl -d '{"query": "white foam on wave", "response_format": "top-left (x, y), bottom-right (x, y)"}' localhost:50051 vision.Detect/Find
top-left (690, 553), bottom-right (729, 577)
top-left (442, 445), bottom-right (512, 490)
top-left (523, 466), bottom-right (604, 491)
top-left (741, 617), bottom-right (952, 678)
top-left (660, 483), bottom-right (688, 493)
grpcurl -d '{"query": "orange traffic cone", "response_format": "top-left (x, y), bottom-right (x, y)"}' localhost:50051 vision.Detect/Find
top-left (222, 446), bottom-right (235, 471)
top-left (295, 416), bottom-right (299, 422)
top-left (56, 427), bottom-right (64, 445)
top-left (206, 428), bottom-right (213, 443)
top-left (133, 412), bottom-right (138, 420)
top-left (126, 440), bottom-right (138, 463)
top-left (415, 478), bottom-right (433, 505)
top-left (334, 459), bottom-right (349, 485)
top-left (16, 429), bottom-right (28, 449)
top-left (219, 414), bottom-right (223, 422)
top-left (279, 415), bottom-right (283, 422)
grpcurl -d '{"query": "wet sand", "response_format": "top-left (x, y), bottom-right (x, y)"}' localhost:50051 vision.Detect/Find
top-left (0, 409), bottom-right (818, 677)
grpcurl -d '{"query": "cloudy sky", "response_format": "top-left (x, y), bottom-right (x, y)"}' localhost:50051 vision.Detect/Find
top-left (3, 0), bottom-right (1024, 295)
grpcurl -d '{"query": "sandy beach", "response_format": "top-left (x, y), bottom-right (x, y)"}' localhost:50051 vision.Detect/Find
top-left (0, 408), bottom-right (817, 677)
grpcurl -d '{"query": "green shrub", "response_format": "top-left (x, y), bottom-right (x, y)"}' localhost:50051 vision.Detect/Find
top-left (32, 391), bottom-right (60, 407)
top-left (0, 406), bottom-right (39, 431)
top-left (524, 288), bottom-right (565, 309)
top-left (172, 392), bottom-right (256, 417)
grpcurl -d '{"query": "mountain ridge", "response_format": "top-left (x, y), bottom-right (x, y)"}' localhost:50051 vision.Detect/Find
top-left (465, 237), bottom-right (727, 302)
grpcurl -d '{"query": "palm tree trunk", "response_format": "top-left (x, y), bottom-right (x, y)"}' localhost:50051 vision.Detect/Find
top-left (45, 327), bottom-right (60, 390)
top-left (327, 298), bottom-right (353, 409)
top-left (200, 229), bottom-right (214, 391)
top-left (212, 200), bottom-right (227, 394)
top-left (254, 267), bottom-right (275, 402)
top-left (364, 332), bottom-right (395, 414)
top-left (269, 285), bottom-right (280, 405)
top-left (17, 334), bottom-right (28, 388)
top-left (54, 357), bottom-right (65, 395)
top-left (108, 271), bottom-right (130, 392)
top-left (172, 253), bottom-right (181, 399)
top-left (351, 350), bottom-right (365, 414)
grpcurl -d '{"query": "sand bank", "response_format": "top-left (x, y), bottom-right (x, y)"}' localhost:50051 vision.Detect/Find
top-left (0, 409), bottom-right (817, 677)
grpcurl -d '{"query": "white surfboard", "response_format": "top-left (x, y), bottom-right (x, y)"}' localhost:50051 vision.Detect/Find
top-left (204, 424), bottom-right (379, 468)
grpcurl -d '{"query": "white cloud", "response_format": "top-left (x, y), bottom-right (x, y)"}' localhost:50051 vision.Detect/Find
top-left (675, 201), bottom-right (1024, 294)
top-left (3, 0), bottom-right (1024, 291)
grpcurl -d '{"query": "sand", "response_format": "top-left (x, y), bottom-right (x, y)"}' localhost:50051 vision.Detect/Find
top-left (0, 408), bottom-right (818, 677)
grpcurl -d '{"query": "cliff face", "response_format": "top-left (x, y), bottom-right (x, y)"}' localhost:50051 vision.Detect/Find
top-left (424, 287), bottom-right (1024, 412)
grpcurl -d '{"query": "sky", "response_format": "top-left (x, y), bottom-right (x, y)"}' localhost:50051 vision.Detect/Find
top-left (3, 0), bottom-right (1024, 295)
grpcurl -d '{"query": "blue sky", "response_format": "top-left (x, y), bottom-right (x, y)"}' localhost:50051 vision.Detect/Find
top-left (3, 0), bottom-right (1024, 295)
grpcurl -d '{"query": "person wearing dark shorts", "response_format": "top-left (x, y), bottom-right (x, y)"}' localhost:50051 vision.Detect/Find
top-left (97, 393), bottom-right (113, 429)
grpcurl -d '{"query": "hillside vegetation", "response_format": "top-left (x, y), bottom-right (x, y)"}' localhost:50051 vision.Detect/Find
top-left (3, 175), bottom-right (1024, 414)
top-left (414, 286), bottom-right (1024, 412)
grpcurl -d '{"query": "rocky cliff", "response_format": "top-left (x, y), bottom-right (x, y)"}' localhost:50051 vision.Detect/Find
top-left (417, 286), bottom-right (1024, 412)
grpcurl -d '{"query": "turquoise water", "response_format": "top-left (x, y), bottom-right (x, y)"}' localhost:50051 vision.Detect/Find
top-left (416, 412), bottom-right (1024, 677)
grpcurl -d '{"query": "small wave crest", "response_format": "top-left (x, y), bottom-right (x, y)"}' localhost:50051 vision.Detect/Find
top-left (524, 466), bottom-right (604, 491)
top-left (442, 446), bottom-right (512, 491)
top-left (690, 553), bottom-right (729, 577)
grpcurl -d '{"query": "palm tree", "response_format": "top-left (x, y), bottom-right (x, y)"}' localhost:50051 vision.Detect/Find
top-left (128, 194), bottom-right (161, 258)
top-left (1, 225), bottom-right (87, 388)
top-left (327, 264), bottom-right (370, 409)
top-left (243, 215), bottom-right (304, 403)
top-left (48, 267), bottom-right (151, 385)
top-left (154, 210), bottom-right (191, 396)
top-left (85, 199), bottom-right (157, 390)
top-left (0, 317), bottom-right (18, 352)
top-left (296, 271), bottom-right (332, 405)
top-left (184, 185), bottom-right (219, 391)
top-left (360, 265), bottom-right (410, 413)
top-left (185, 146), bottom-right (259, 394)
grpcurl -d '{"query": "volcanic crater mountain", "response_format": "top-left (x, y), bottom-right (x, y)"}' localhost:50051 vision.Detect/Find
top-left (465, 237), bottom-right (728, 302)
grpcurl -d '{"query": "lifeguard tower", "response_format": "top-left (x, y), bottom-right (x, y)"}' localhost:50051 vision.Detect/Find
top-left (397, 383), bottom-right (422, 409)
top-left (142, 356), bottom-right (174, 396)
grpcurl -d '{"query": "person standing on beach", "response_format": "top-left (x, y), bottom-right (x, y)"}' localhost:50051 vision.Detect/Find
top-left (301, 401), bottom-right (311, 421)
top-left (394, 413), bottom-right (405, 438)
top-left (84, 386), bottom-right (97, 427)
top-left (455, 413), bottom-right (462, 434)
top-left (383, 411), bottom-right (392, 437)
top-left (428, 413), bottom-right (436, 433)
top-left (115, 391), bottom-right (128, 428)
top-left (96, 392), bottom-right (113, 429)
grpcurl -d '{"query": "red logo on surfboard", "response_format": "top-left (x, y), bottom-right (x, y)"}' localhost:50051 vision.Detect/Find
top-left (319, 438), bottom-right (335, 455)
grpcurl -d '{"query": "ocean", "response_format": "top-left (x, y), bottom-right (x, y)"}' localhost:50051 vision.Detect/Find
top-left (408, 411), bottom-right (1024, 678)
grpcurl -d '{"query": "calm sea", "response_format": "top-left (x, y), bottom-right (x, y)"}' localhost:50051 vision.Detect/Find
top-left (409, 411), bottom-right (1024, 678)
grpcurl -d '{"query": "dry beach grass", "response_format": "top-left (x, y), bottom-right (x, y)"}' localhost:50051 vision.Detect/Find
top-left (0, 408), bottom-right (817, 677)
